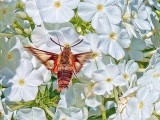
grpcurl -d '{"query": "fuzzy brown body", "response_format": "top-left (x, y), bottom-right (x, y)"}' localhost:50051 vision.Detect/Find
top-left (56, 48), bottom-right (74, 91)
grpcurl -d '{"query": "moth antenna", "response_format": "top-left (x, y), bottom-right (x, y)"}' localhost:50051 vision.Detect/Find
top-left (56, 35), bottom-right (63, 52)
top-left (50, 38), bottom-right (63, 49)
top-left (71, 39), bottom-right (83, 47)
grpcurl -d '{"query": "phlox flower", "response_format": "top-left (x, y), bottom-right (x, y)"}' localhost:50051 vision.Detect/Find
top-left (125, 37), bottom-right (146, 61)
top-left (36, 0), bottom-right (80, 23)
top-left (80, 33), bottom-right (115, 79)
top-left (126, 87), bottom-right (159, 120)
top-left (0, 1), bottom-right (16, 31)
top-left (78, 0), bottom-right (121, 32)
top-left (137, 63), bottom-right (160, 91)
top-left (3, 59), bottom-right (43, 102)
top-left (0, 37), bottom-right (21, 72)
top-left (16, 107), bottom-right (47, 120)
top-left (55, 83), bottom-right (88, 120)
top-left (92, 64), bottom-right (125, 95)
top-left (25, 0), bottom-right (42, 25)
top-left (99, 25), bottom-right (131, 60)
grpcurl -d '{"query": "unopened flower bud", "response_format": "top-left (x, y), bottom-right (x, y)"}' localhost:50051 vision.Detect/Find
top-left (24, 29), bottom-right (31, 35)
top-left (16, 11), bottom-right (27, 19)
top-left (15, 28), bottom-right (23, 35)
top-left (76, 27), bottom-right (82, 33)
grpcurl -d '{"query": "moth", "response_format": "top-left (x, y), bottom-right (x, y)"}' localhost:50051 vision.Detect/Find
top-left (25, 38), bottom-right (93, 92)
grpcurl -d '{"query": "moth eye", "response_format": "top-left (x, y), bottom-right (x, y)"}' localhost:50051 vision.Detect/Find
top-left (46, 60), bottom-right (54, 69)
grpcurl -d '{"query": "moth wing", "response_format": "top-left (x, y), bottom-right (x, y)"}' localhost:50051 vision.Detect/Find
top-left (25, 46), bottom-right (59, 72)
top-left (73, 52), bottom-right (93, 73)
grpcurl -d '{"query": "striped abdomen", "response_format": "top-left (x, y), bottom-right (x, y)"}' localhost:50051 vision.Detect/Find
top-left (57, 68), bottom-right (73, 92)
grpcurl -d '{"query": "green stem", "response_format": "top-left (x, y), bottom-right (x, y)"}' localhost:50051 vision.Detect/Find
top-left (113, 87), bottom-right (119, 105)
top-left (137, 68), bottom-right (145, 73)
top-left (143, 29), bottom-right (158, 40)
top-left (144, 50), bottom-right (156, 57)
top-left (141, 58), bottom-right (150, 62)
top-left (41, 104), bottom-right (54, 118)
top-left (100, 99), bottom-right (106, 120)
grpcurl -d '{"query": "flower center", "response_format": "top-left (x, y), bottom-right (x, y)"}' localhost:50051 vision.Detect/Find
top-left (106, 78), bottom-right (112, 83)
top-left (18, 79), bottom-right (25, 86)
top-left (122, 13), bottom-right (131, 22)
top-left (54, 1), bottom-right (61, 8)
top-left (132, 11), bottom-right (137, 19)
top-left (97, 4), bottom-right (104, 11)
top-left (153, 73), bottom-right (160, 78)
top-left (0, 7), bottom-right (7, 15)
top-left (138, 101), bottom-right (144, 109)
top-left (123, 73), bottom-right (129, 80)
top-left (109, 32), bottom-right (117, 40)
top-left (6, 52), bottom-right (13, 60)
top-left (92, 52), bottom-right (98, 59)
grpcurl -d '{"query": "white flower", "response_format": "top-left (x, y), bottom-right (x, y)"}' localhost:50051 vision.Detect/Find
top-left (36, 0), bottom-right (80, 23)
top-left (25, 0), bottom-right (42, 25)
top-left (99, 25), bottom-right (131, 60)
top-left (126, 87), bottom-right (159, 120)
top-left (3, 59), bottom-right (43, 102)
top-left (0, 1), bottom-right (16, 26)
top-left (80, 33), bottom-right (115, 79)
top-left (55, 83), bottom-right (88, 120)
top-left (125, 37), bottom-right (146, 61)
top-left (0, 37), bottom-right (21, 72)
top-left (137, 63), bottom-right (160, 91)
top-left (118, 60), bottom-right (139, 87)
top-left (92, 64), bottom-right (125, 95)
top-left (16, 107), bottom-right (47, 120)
top-left (78, 0), bottom-right (121, 33)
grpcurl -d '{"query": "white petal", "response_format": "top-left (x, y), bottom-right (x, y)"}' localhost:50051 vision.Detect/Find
top-left (78, 2), bottom-right (97, 22)
top-left (60, 27), bottom-right (79, 45)
top-left (108, 41), bottom-right (125, 60)
top-left (135, 19), bottom-right (151, 30)
top-left (85, 95), bottom-right (102, 108)
top-left (106, 6), bottom-right (121, 24)
top-left (117, 29), bottom-right (131, 48)
top-left (16, 59), bottom-right (33, 79)
top-left (113, 75), bottom-right (126, 86)
top-left (92, 70), bottom-right (107, 82)
top-left (125, 60), bottom-right (139, 75)
top-left (21, 85), bottom-right (38, 101)
top-left (55, 7), bottom-right (74, 23)
top-left (93, 82), bottom-right (107, 95)
top-left (62, 0), bottom-right (80, 9)
top-left (105, 64), bottom-right (120, 78)
top-left (31, 27), bottom-right (49, 47)
top-left (32, 107), bottom-right (47, 120)
top-left (25, 70), bottom-right (43, 86)
top-left (4, 85), bottom-right (22, 101)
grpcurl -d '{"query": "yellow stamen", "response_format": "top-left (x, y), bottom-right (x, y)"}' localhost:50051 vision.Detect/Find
top-left (138, 101), bottom-right (144, 109)
top-left (123, 73), bottom-right (129, 80)
top-left (92, 52), bottom-right (98, 59)
top-left (6, 52), bottom-right (13, 60)
top-left (109, 32), bottom-right (117, 40)
top-left (18, 79), bottom-right (25, 86)
top-left (97, 4), bottom-right (103, 11)
top-left (54, 1), bottom-right (61, 8)
top-left (153, 73), bottom-right (160, 78)
top-left (106, 78), bottom-right (112, 83)
top-left (0, 8), bottom-right (7, 15)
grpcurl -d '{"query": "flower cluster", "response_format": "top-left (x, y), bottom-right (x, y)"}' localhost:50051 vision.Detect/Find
top-left (0, 0), bottom-right (160, 120)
